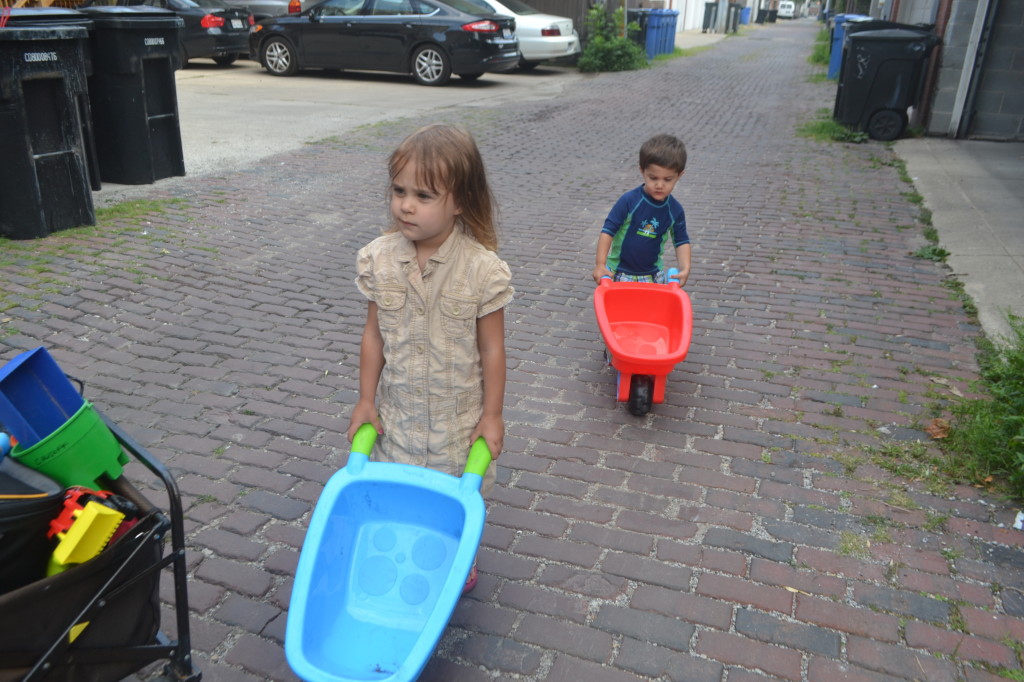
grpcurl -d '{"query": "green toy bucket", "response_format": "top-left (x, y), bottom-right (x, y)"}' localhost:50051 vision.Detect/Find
top-left (10, 401), bottom-right (128, 489)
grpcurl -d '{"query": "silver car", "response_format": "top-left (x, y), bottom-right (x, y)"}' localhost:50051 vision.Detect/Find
top-left (219, 0), bottom-right (307, 20)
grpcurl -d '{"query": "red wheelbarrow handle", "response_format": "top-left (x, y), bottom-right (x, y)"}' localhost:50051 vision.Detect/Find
top-left (351, 423), bottom-right (492, 477)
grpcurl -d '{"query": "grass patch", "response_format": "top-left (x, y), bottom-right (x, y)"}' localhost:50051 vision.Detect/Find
top-left (837, 531), bottom-right (870, 558)
top-left (809, 28), bottom-right (830, 66)
top-left (654, 45), bottom-right (713, 61)
top-left (942, 315), bottom-right (1024, 501)
top-left (95, 198), bottom-right (181, 224)
top-left (865, 440), bottom-right (952, 496)
top-left (798, 108), bottom-right (868, 143)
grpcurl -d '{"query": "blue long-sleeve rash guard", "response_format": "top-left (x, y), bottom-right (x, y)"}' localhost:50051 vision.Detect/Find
top-left (602, 186), bottom-right (689, 277)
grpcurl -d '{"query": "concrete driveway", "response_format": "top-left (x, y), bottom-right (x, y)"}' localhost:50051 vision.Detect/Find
top-left (94, 58), bottom-right (583, 206)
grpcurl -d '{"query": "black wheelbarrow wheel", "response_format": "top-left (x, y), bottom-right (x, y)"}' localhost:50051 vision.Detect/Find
top-left (627, 375), bottom-right (654, 416)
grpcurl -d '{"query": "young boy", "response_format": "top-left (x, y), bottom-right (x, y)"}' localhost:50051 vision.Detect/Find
top-left (592, 134), bottom-right (690, 287)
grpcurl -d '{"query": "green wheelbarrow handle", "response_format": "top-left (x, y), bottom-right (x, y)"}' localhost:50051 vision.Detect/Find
top-left (351, 423), bottom-right (493, 476)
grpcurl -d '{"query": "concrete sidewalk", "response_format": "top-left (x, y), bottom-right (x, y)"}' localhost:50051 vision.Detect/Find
top-left (2, 19), bottom-right (1022, 682)
top-left (896, 137), bottom-right (1024, 344)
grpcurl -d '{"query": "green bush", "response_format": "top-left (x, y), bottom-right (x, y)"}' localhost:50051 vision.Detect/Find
top-left (944, 315), bottom-right (1024, 500)
top-left (578, 6), bottom-right (648, 73)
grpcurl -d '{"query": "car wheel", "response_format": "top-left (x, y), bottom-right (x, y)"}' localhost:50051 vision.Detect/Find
top-left (866, 109), bottom-right (906, 141)
top-left (262, 37), bottom-right (298, 77)
top-left (459, 72), bottom-right (483, 82)
top-left (519, 59), bottom-right (538, 71)
top-left (213, 54), bottom-right (239, 67)
top-left (412, 44), bottom-right (451, 86)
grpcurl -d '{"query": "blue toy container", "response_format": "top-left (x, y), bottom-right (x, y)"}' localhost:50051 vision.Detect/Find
top-left (286, 426), bottom-right (491, 682)
top-left (0, 347), bottom-right (85, 448)
top-left (0, 347), bottom-right (127, 487)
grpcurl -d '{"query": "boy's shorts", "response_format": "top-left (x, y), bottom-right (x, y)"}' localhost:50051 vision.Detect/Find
top-left (614, 270), bottom-right (669, 284)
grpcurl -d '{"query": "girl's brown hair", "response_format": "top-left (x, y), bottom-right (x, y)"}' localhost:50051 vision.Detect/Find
top-left (388, 124), bottom-right (498, 251)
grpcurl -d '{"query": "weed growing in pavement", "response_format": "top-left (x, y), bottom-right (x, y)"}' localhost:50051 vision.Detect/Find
top-left (808, 28), bottom-right (829, 66)
top-left (942, 278), bottom-right (978, 318)
top-left (837, 531), bottom-right (870, 558)
top-left (797, 109), bottom-right (868, 143)
top-left (95, 198), bottom-right (182, 223)
top-left (654, 45), bottom-right (712, 61)
top-left (912, 243), bottom-right (950, 262)
top-left (864, 441), bottom-right (952, 496)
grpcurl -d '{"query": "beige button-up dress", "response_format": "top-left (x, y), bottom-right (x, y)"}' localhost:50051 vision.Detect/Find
top-left (355, 226), bottom-right (513, 494)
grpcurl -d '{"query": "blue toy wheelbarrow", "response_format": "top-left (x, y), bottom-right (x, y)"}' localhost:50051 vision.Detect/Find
top-left (285, 424), bottom-right (491, 682)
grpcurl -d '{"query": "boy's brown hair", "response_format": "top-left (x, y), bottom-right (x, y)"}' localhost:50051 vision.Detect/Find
top-left (639, 134), bottom-right (687, 174)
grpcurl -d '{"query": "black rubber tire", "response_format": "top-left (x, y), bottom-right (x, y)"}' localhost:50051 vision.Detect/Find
top-left (866, 109), bottom-right (906, 141)
top-left (628, 375), bottom-right (654, 416)
top-left (459, 72), bottom-right (483, 82)
top-left (213, 54), bottom-right (239, 67)
top-left (262, 37), bottom-right (298, 77)
top-left (412, 44), bottom-right (451, 86)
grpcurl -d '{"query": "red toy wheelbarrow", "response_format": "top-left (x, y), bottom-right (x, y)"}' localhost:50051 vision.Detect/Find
top-left (594, 269), bottom-right (694, 416)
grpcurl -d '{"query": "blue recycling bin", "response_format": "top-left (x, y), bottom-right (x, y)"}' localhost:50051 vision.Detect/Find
top-left (740, 6), bottom-right (751, 23)
top-left (828, 14), bottom-right (869, 79)
top-left (662, 10), bottom-right (679, 54)
top-left (645, 8), bottom-right (663, 59)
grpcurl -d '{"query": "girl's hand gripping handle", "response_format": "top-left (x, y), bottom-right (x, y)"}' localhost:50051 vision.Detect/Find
top-left (351, 423), bottom-right (379, 457)
top-left (464, 438), bottom-right (492, 477)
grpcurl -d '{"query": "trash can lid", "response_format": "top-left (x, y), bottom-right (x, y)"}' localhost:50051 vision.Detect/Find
top-left (0, 7), bottom-right (93, 27)
top-left (0, 25), bottom-right (89, 42)
top-left (847, 27), bottom-right (939, 44)
top-left (76, 5), bottom-right (184, 29)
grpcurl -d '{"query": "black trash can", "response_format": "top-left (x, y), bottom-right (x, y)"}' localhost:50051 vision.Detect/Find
top-left (726, 3), bottom-right (741, 32)
top-left (755, 8), bottom-right (767, 23)
top-left (79, 6), bottom-right (186, 185)
top-left (833, 28), bottom-right (940, 141)
top-left (0, 26), bottom-right (96, 240)
top-left (702, 2), bottom-right (718, 32)
top-left (4, 7), bottom-right (103, 192)
top-left (627, 8), bottom-right (651, 46)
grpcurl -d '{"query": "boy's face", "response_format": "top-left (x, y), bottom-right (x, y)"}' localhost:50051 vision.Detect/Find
top-left (640, 163), bottom-right (683, 203)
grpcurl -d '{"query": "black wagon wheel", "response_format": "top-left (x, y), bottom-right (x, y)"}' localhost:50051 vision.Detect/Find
top-left (627, 375), bottom-right (654, 416)
top-left (866, 109), bottom-right (906, 141)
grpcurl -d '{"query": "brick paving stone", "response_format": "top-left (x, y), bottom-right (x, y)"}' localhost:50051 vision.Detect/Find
top-left (4, 19), bottom-right (1023, 682)
top-left (615, 638), bottom-right (724, 682)
top-left (695, 630), bottom-right (802, 680)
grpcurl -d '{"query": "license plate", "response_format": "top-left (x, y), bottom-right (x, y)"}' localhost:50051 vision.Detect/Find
top-left (231, 19), bottom-right (244, 29)
top-left (502, 28), bottom-right (511, 39)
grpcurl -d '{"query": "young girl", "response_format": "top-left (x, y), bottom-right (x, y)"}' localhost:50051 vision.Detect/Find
top-left (345, 124), bottom-right (514, 591)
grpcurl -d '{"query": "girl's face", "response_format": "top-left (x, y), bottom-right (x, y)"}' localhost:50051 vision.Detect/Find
top-left (640, 163), bottom-right (683, 203)
top-left (390, 159), bottom-right (461, 250)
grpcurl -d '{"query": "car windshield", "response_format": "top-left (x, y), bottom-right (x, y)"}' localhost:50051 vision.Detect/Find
top-left (171, 0), bottom-right (233, 8)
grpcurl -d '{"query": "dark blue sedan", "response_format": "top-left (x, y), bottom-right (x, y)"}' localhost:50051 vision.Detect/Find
top-left (248, 0), bottom-right (520, 85)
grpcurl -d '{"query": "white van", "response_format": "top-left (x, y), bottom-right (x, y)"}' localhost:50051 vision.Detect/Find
top-left (778, 0), bottom-right (797, 18)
